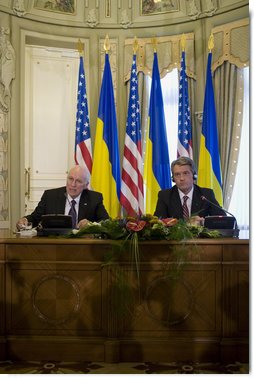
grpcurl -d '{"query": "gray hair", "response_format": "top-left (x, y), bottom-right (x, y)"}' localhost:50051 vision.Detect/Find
top-left (171, 156), bottom-right (197, 177)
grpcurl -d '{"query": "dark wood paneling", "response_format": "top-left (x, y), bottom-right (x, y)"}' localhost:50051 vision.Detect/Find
top-left (0, 233), bottom-right (249, 363)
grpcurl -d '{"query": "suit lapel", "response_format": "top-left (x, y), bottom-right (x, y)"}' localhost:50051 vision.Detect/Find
top-left (78, 190), bottom-right (88, 221)
top-left (57, 188), bottom-right (67, 214)
top-left (172, 186), bottom-right (183, 218)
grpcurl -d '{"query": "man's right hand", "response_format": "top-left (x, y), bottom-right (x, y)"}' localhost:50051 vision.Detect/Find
top-left (16, 217), bottom-right (29, 231)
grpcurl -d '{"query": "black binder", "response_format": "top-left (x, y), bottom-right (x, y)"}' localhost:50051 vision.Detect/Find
top-left (37, 214), bottom-right (73, 236)
top-left (204, 216), bottom-right (239, 237)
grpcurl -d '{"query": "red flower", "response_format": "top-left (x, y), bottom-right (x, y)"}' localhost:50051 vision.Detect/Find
top-left (161, 218), bottom-right (178, 226)
top-left (126, 220), bottom-right (147, 232)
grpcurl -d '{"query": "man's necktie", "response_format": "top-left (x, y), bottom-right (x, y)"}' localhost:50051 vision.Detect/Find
top-left (68, 199), bottom-right (77, 228)
top-left (182, 195), bottom-right (189, 220)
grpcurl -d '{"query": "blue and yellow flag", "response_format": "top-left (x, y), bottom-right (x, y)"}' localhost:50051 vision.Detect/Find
top-left (144, 52), bottom-right (171, 214)
top-left (91, 53), bottom-right (120, 218)
top-left (197, 49), bottom-right (223, 206)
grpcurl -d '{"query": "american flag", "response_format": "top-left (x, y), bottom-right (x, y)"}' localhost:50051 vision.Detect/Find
top-left (120, 54), bottom-right (144, 216)
top-left (75, 56), bottom-right (92, 178)
top-left (177, 50), bottom-right (193, 158)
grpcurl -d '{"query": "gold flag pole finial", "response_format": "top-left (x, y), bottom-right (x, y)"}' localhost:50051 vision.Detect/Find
top-left (104, 34), bottom-right (110, 54)
top-left (133, 36), bottom-right (139, 54)
top-left (77, 39), bottom-right (83, 56)
top-left (151, 37), bottom-right (157, 52)
top-left (208, 33), bottom-right (214, 52)
top-left (180, 33), bottom-right (186, 52)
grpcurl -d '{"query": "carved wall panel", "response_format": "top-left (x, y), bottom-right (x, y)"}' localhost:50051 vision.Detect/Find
top-left (6, 263), bottom-right (107, 335)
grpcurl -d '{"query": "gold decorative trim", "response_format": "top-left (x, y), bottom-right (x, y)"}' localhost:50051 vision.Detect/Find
top-left (212, 18), bottom-right (249, 71)
top-left (124, 33), bottom-right (195, 82)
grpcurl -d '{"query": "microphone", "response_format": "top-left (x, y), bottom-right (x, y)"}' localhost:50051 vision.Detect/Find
top-left (201, 195), bottom-right (233, 217)
top-left (201, 195), bottom-right (238, 229)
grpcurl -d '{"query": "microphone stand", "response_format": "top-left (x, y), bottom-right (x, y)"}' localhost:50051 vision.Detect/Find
top-left (201, 196), bottom-right (239, 237)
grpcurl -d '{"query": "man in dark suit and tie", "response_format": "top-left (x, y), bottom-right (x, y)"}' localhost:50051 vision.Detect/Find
top-left (16, 165), bottom-right (109, 230)
top-left (154, 156), bottom-right (226, 225)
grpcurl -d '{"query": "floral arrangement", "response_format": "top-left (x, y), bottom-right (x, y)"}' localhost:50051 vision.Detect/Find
top-left (68, 214), bottom-right (221, 241)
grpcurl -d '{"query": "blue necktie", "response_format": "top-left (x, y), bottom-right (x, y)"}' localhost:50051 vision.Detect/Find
top-left (68, 199), bottom-right (77, 228)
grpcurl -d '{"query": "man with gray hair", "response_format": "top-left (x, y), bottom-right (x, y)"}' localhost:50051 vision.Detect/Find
top-left (154, 156), bottom-right (226, 225)
top-left (16, 165), bottom-right (109, 230)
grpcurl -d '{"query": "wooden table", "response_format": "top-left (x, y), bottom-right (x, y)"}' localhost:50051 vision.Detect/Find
top-left (0, 230), bottom-right (249, 363)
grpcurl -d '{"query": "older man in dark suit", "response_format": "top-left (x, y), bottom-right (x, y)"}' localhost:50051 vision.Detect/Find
top-left (154, 156), bottom-right (226, 225)
top-left (16, 165), bottom-right (109, 230)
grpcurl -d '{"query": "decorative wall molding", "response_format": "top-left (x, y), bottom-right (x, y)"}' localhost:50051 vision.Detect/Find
top-left (0, 0), bottom-right (248, 29)
top-left (187, 0), bottom-right (218, 20)
top-left (212, 18), bottom-right (249, 71)
top-left (0, 26), bottom-right (15, 224)
top-left (13, 0), bottom-right (26, 17)
top-left (124, 33), bottom-right (195, 81)
top-left (86, 8), bottom-right (99, 28)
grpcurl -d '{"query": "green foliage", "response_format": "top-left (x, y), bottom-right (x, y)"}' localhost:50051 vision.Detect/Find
top-left (67, 216), bottom-right (221, 241)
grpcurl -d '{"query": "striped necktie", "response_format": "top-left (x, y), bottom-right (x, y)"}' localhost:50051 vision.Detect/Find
top-left (68, 199), bottom-right (77, 228)
top-left (182, 195), bottom-right (189, 220)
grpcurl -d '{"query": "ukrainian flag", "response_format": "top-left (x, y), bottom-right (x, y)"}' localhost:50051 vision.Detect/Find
top-left (91, 53), bottom-right (121, 218)
top-left (197, 49), bottom-right (223, 206)
top-left (144, 52), bottom-right (171, 214)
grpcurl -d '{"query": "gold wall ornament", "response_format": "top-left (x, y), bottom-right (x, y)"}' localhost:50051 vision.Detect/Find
top-left (104, 34), bottom-right (110, 53)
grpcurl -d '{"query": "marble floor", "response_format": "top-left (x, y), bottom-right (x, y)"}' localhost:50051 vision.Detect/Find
top-left (0, 360), bottom-right (249, 374)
